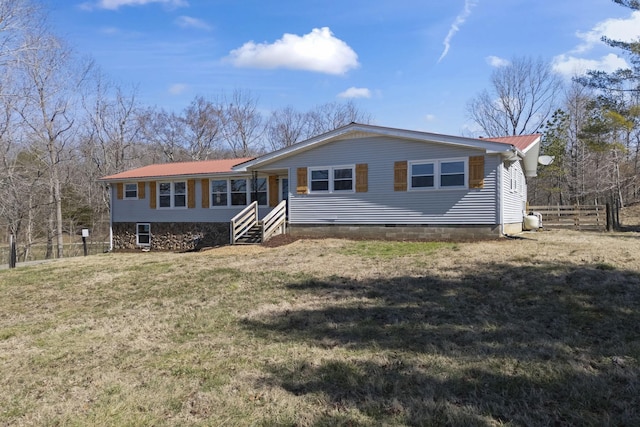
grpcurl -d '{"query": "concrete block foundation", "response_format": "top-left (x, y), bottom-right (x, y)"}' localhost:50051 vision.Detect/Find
top-left (288, 224), bottom-right (502, 241)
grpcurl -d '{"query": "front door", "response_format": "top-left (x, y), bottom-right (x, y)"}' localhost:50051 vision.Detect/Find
top-left (280, 178), bottom-right (289, 217)
top-left (280, 178), bottom-right (289, 203)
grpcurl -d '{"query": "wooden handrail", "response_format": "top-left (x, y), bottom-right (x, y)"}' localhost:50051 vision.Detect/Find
top-left (261, 200), bottom-right (287, 242)
top-left (230, 201), bottom-right (258, 244)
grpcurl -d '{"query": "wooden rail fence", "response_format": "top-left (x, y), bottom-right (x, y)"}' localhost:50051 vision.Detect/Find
top-left (528, 205), bottom-right (607, 231)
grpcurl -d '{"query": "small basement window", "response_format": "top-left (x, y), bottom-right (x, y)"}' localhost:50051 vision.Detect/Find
top-left (136, 223), bottom-right (150, 246)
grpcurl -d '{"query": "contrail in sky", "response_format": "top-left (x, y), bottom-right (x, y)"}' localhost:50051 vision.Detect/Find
top-left (438, 0), bottom-right (478, 63)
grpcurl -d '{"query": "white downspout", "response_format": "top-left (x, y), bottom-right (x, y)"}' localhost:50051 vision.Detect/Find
top-left (498, 161), bottom-right (505, 236)
top-left (108, 183), bottom-right (114, 251)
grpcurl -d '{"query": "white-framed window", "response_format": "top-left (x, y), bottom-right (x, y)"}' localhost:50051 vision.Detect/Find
top-left (410, 162), bottom-right (435, 189)
top-left (310, 168), bottom-right (329, 192)
top-left (309, 165), bottom-right (355, 193)
top-left (210, 177), bottom-right (268, 207)
top-left (211, 179), bottom-right (228, 207)
top-left (409, 158), bottom-right (467, 190)
top-left (124, 183), bottom-right (138, 199)
top-left (158, 181), bottom-right (187, 208)
top-left (136, 223), bottom-right (150, 246)
top-left (230, 179), bottom-right (247, 206)
top-left (510, 164), bottom-right (518, 192)
top-left (440, 160), bottom-right (465, 187)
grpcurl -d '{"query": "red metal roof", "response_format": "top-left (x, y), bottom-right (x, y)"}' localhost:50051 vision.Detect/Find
top-left (101, 132), bottom-right (542, 182)
top-left (101, 157), bottom-right (254, 181)
top-left (482, 134), bottom-right (541, 152)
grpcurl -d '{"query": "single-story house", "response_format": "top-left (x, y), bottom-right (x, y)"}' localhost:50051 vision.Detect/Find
top-left (99, 123), bottom-right (541, 250)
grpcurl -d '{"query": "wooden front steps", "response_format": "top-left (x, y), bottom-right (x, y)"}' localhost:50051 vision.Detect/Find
top-left (234, 223), bottom-right (263, 244)
top-left (230, 200), bottom-right (287, 245)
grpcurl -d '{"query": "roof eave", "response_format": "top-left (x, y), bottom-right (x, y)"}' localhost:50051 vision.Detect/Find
top-left (99, 170), bottom-right (252, 182)
top-left (238, 123), bottom-right (515, 170)
top-left (522, 138), bottom-right (541, 177)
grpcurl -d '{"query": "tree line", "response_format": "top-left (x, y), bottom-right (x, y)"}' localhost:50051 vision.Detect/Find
top-left (1, 0), bottom-right (639, 261)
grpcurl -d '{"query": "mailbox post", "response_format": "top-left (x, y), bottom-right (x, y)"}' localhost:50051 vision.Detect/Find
top-left (81, 229), bottom-right (89, 256)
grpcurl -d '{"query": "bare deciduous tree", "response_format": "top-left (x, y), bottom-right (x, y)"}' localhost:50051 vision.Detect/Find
top-left (467, 56), bottom-right (563, 136)
top-left (82, 72), bottom-right (144, 176)
top-left (183, 96), bottom-right (223, 160)
top-left (308, 100), bottom-right (373, 136)
top-left (221, 89), bottom-right (264, 157)
top-left (0, 0), bottom-right (42, 66)
top-left (16, 33), bottom-right (91, 258)
top-left (265, 106), bottom-right (310, 151)
top-left (139, 107), bottom-right (188, 162)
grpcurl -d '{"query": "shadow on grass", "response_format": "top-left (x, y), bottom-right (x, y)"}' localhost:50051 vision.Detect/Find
top-left (243, 262), bottom-right (640, 426)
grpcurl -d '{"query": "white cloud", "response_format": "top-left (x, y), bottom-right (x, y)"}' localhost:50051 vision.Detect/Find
top-left (486, 55), bottom-right (509, 67)
top-left (574, 10), bottom-right (640, 53)
top-left (227, 27), bottom-right (359, 75)
top-left (552, 10), bottom-right (639, 78)
top-left (425, 114), bottom-right (436, 122)
top-left (552, 53), bottom-right (630, 78)
top-left (100, 26), bottom-right (121, 35)
top-left (438, 0), bottom-right (478, 63)
top-left (94, 0), bottom-right (188, 10)
top-left (168, 83), bottom-right (188, 95)
top-left (175, 16), bottom-right (211, 31)
top-left (337, 87), bottom-right (371, 99)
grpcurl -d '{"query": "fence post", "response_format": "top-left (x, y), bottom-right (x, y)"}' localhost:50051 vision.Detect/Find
top-left (9, 234), bottom-right (17, 269)
top-left (606, 203), bottom-right (612, 232)
top-left (615, 197), bottom-right (621, 230)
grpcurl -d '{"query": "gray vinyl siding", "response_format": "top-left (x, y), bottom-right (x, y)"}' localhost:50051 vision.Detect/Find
top-left (265, 136), bottom-right (501, 225)
top-left (111, 180), bottom-right (271, 223)
top-left (502, 160), bottom-right (527, 223)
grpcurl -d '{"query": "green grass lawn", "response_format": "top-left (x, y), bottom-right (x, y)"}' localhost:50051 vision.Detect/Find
top-left (1, 233), bottom-right (639, 426)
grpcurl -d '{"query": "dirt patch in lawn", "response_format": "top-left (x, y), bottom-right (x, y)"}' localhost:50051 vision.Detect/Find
top-left (261, 233), bottom-right (300, 247)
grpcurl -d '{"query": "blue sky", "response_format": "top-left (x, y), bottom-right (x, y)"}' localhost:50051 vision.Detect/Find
top-left (49, 0), bottom-right (640, 136)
